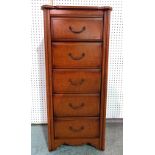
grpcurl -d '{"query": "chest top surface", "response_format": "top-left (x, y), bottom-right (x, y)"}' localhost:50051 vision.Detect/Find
top-left (41, 5), bottom-right (112, 11)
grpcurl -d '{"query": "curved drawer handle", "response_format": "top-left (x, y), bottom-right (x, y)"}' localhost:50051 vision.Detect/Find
top-left (68, 79), bottom-right (85, 86)
top-left (69, 26), bottom-right (86, 34)
top-left (69, 126), bottom-right (84, 132)
top-left (68, 52), bottom-right (85, 60)
top-left (68, 102), bottom-right (84, 109)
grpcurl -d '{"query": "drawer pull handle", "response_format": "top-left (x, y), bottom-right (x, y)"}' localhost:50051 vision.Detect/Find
top-left (69, 102), bottom-right (84, 109)
top-left (69, 126), bottom-right (84, 132)
top-left (69, 26), bottom-right (86, 34)
top-left (68, 52), bottom-right (85, 60)
top-left (69, 79), bottom-right (85, 86)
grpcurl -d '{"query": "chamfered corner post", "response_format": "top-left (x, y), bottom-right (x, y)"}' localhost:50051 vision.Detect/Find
top-left (42, 7), bottom-right (54, 151)
top-left (100, 9), bottom-right (112, 150)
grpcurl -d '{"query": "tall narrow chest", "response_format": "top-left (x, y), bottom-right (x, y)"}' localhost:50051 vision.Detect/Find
top-left (41, 5), bottom-right (112, 151)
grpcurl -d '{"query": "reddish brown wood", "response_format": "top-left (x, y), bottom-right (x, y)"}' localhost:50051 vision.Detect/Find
top-left (100, 10), bottom-right (111, 150)
top-left (43, 9), bottom-right (54, 151)
top-left (41, 5), bottom-right (112, 11)
top-left (42, 5), bottom-right (112, 151)
top-left (53, 94), bottom-right (100, 117)
top-left (52, 42), bottom-right (102, 68)
top-left (54, 116), bottom-right (99, 120)
top-left (53, 69), bottom-right (101, 93)
top-left (51, 18), bottom-right (103, 41)
top-left (50, 10), bottom-right (104, 17)
top-left (54, 119), bottom-right (99, 138)
top-left (54, 138), bottom-right (100, 150)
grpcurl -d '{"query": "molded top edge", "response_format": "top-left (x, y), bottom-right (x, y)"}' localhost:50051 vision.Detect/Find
top-left (41, 5), bottom-right (112, 11)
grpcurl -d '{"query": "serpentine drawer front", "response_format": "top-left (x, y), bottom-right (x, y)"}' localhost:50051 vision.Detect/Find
top-left (51, 18), bottom-right (103, 41)
top-left (53, 94), bottom-right (100, 117)
top-left (41, 5), bottom-right (112, 151)
top-left (53, 69), bottom-right (101, 93)
top-left (54, 119), bottom-right (99, 138)
top-left (52, 42), bottom-right (102, 68)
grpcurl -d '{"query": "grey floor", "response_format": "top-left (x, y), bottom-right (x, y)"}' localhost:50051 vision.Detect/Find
top-left (31, 121), bottom-right (123, 155)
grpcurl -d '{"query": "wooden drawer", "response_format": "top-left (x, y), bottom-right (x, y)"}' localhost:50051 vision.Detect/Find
top-left (53, 69), bottom-right (101, 93)
top-left (51, 18), bottom-right (103, 41)
top-left (54, 119), bottom-right (99, 138)
top-left (53, 94), bottom-right (100, 117)
top-left (50, 9), bottom-right (104, 17)
top-left (52, 42), bottom-right (102, 68)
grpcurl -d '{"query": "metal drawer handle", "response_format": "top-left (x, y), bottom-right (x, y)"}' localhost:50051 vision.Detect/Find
top-left (68, 79), bottom-right (85, 86)
top-left (69, 26), bottom-right (86, 34)
top-left (68, 52), bottom-right (85, 60)
top-left (69, 102), bottom-right (84, 109)
top-left (69, 126), bottom-right (84, 132)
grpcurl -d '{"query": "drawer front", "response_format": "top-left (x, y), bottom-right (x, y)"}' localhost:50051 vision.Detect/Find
top-left (51, 18), bottom-right (103, 40)
top-left (53, 69), bottom-right (101, 93)
top-left (50, 10), bottom-right (104, 17)
top-left (54, 119), bottom-right (99, 138)
top-left (53, 94), bottom-right (100, 117)
top-left (52, 42), bottom-right (102, 68)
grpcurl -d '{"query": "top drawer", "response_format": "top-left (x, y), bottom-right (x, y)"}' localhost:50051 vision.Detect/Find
top-left (51, 18), bottom-right (103, 41)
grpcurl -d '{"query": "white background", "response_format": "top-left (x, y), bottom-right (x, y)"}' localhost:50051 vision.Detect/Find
top-left (0, 0), bottom-right (155, 155)
top-left (31, 0), bottom-right (123, 123)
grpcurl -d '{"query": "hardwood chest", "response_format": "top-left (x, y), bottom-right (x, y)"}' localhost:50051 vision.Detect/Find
top-left (41, 5), bottom-right (112, 151)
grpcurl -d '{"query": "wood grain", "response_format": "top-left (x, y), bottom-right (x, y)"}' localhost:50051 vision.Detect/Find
top-left (41, 5), bottom-right (112, 11)
top-left (53, 94), bottom-right (100, 117)
top-left (54, 138), bottom-right (100, 150)
top-left (42, 5), bottom-right (112, 151)
top-left (53, 69), bottom-right (101, 93)
top-left (50, 10), bottom-right (104, 17)
top-left (52, 42), bottom-right (102, 68)
top-left (100, 10), bottom-right (111, 150)
top-left (51, 18), bottom-right (103, 41)
top-left (43, 9), bottom-right (54, 151)
top-left (54, 119), bottom-right (99, 138)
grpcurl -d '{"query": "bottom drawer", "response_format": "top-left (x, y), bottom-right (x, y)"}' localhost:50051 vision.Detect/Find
top-left (54, 118), bottom-right (99, 138)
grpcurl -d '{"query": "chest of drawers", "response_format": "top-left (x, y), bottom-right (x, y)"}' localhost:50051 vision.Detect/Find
top-left (41, 5), bottom-right (112, 151)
